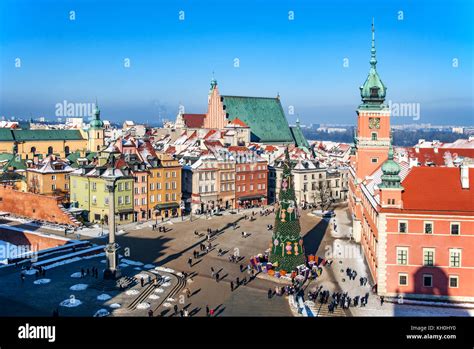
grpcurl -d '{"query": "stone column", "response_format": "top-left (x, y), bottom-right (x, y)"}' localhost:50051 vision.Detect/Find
top-left (103, 179), bottom-right (121, 279)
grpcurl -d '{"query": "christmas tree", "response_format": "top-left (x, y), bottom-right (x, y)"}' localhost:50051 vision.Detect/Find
top-left (269, 148), bottom-right (306, 272)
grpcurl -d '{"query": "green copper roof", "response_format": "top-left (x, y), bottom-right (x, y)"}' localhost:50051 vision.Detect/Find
top-left (359, 20), bottom-right (387, 110)
top-left (379, 142), bottom-right (402, 189)
top-left (290, 121), bottom-right (310, 149)
top-left (0, 129), bottom-right (85, 142)
top-left (221, 95), bottom-right (294, 144)
top-left (89, 104), bottom-right (104, 129)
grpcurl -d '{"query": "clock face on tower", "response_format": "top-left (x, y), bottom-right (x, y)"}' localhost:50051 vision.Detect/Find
top-left (369, 117), bottom-right (380, 129)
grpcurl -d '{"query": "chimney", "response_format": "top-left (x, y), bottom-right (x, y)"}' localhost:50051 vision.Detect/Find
top-left (461, 165), bottom-right (469, 189)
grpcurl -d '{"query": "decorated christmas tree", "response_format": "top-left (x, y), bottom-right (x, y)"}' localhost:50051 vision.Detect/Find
top-left (269, 148), bottom-right (306, 273)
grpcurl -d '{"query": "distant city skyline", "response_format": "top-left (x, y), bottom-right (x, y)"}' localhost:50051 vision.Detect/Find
top-left (0, 0), bottom-right (472, 126)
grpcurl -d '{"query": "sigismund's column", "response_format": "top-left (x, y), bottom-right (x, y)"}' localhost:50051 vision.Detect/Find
top-left (103, 177), bottom-right (121, 279)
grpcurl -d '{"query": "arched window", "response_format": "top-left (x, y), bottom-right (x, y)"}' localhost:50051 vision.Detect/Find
top-left (31, 146), bottom-right (36, 153)
top-left (64, 146), bottom-right (70, 155)
top-left (48, 146), bottom-right (53, 155)
top-left (97, 145), bottom-right (100, 151)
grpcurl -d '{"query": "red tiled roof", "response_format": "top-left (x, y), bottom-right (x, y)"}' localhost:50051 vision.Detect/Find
top-left (182, 114), bottom-right (206, 128)
top-left (405, 147), bottom-right (474, 166)
top-left (165, 146), bottom-right (176, 154)
top-left (228, 117), bottom-right (248, 128)
top-left (228, 146), bottom-right (249, 152)
top-left (400, 167), bottom-right (473, 213)
top-left (265, 145), bottom-right (278, 152)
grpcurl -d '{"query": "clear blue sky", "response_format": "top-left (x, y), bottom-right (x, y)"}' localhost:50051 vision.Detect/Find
top-left (0, 0), bottom-right (472, 125)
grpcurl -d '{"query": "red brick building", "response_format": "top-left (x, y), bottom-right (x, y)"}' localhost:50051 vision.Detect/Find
top-left (229, 146), bottom-right (268, 208)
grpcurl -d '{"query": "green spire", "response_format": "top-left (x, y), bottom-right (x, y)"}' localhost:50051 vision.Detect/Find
top-left (379, 135), bottom-right (403, 189)
top-left (89, 100), bottom-right (104, 129)
top-left (359, 18), bottom-right (387, 109)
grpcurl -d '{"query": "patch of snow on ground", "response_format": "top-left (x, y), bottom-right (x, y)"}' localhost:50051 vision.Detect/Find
top-left (155, 266), bottom-right (175, 273)
top-left (70, 272), bottom-right (82, 278)
top-left (149, 294), bottom-right (160, 300)
top-left (70, 284), bottom-right (88, 291)
top-left (135, 273), bottom-right (149, 280)
top-left (143, 264), bottom-right (155, 269)
top-left (166, 297), bottom-right (175, 302)
top-left (93, 309), bottom-right (110, 317)
top-left (120, 259), bottom-right (144, 266)
top-left (162, 282), bottom-right (171, 287)
top-left (97, 294), bottom-right (111, 301)
top-left (33, 278), bottom-right (51, 285)
top-left (60, 298), bottom-right (82, 307)
top-left (163, 303), bottom-right (172, 308)
top-left (154, 288), bottom-right (164, 293)
top-left (109, 303), bottom-right (121, 309)
top-left (136, 302), bottom-right (150, 309)
top-left (125, 289), bottom-right (139, 296)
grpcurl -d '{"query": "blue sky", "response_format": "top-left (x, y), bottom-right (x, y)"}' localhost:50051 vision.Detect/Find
top-left (0, 0), bottom-right (472, 125)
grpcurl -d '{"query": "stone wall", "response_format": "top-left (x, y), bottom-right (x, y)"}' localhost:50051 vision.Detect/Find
top-left (0, 186), bottom-right (78, 226)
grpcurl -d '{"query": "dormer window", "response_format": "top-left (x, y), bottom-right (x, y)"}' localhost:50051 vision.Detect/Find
top-left (370, 87), bottom-right (379, 97)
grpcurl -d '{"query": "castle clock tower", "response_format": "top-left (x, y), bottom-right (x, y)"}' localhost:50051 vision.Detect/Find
top-left (354, 20), bottom-right (391, 181)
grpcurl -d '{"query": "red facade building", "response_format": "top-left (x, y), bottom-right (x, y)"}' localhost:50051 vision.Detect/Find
top-left (349, 23), bottom-right (474, 302)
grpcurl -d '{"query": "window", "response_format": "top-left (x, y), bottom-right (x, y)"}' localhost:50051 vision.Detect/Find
top-left (398, 273), bottom-right (408, 286)
top-left (125, 196), bottom-right (130, 204)
top-left (141, 187), bottom-right (146, 194)
top-left (141, 198), bottom-right (146, 205)
top-left (423, 248), bottom-right (435, 266)
top-left (150, 183), bottom-right (154, 190)
top-left (157, 183), bottom-right (161, 190)
top-left (92, 195), bottom-right (97, 205)
top-left (135, 188), bottom-right (139, 195)
top-left (150, 195), bottom-right (154, 203)
top-left (92, 182), bottom-right (97, 191)
top-left (125, 182), bottom-right (130, 190)
top-left (157, 194), bottom-right (161, 202)
top-left (165, 182), bottom-right (170, 190)
top-left (371, 158), bottom-right (378, 163)
top-left (450, 223), bottom-right (460, 235)
top-left (47, 146), bottom-right (53, 155)
top-left (423, 274), bottom-right (433, 287)
top-left (118, 183), bottom-right (123, 191)
top-left (449, 276), bottom-right (459, 288)
top-left (371, 132), bottom-right (378, 141)
top-left (165, 194), bottom-right (170, 201)
top-left (118, 196), bottom-right (123, 205)
top-left (396, 247), bottom-right (408, 265)
top-left (398, 221), bottom-right (407, 233)
top-left (449, 249), bottom-right (461, 268)
top-left (424, 222), bottom-right (433, 234)
top-left (172, 193), bottom-right (176, 201)
top-left (51, 175), bottom-right (56, 181)
top-left (134, 199), bottom-right (139, 206)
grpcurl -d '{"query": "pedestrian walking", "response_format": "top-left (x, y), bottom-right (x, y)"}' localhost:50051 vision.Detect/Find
top-left (215, 273), bottom-right (220, 282)
top-left (230, 281), bottom-right (234, 291)
top-left (141, 278), bottom-right (144, 287)
top-left (148, 309), bottom-right (153, 317)
top-left (188, 257), bottom-right (192, 267)
top-left (206, 305), bottom-right (210, 317)
top-left (268, 288), bottom-right (272, 299)
top-left (380, 296), bottom-right (384, 306)
top-left (174, 304), bottom-right (178, 315)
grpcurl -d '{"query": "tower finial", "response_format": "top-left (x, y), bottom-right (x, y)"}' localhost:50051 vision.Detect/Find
top-left (370, 18), bottom-right (377, 69)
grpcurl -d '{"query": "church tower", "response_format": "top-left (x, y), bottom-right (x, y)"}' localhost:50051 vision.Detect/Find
top-left (354, 20), bottom-right (391, 181)
top-left (204, 78), bottom-right (226, 129)
top-left (88, 102), bottom-right (105, 152)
